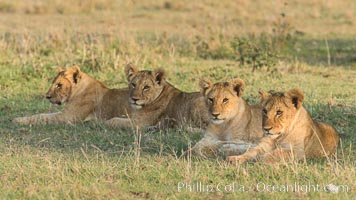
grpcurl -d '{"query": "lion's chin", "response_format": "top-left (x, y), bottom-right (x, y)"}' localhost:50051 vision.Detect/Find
top-left (265, 132), bottom-right (281, 139)
top-left (211, 119), bottom-right (225, 125)
top-left (49, 100), bottom-right (62, 106)
top-left (131, 104), bottom-right (143, 109)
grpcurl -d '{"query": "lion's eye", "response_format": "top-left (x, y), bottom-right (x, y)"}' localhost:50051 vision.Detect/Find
top-left (263, 109), bottom-right (267, 115)
top-left (223, 98), bottom-right (229, 103)
top-left (143, 85), bottom-right (150, 90)
top-left (208, 98), bottom-right (214, 103)
top-left (276, 110), bottom-right (283, 116)
top-left (131, 83), bottom-right (136, 88)
top-left (56, 83), bottom-right (62, 89)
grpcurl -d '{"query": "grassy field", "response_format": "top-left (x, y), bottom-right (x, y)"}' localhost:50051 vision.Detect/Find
top-left (0, 0), bottom-right (355, 199)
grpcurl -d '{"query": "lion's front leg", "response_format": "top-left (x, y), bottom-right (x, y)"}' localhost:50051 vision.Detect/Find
top-left (261, 144), bottom-right (306, 163)
top-left (227, 147), bottom-right (263, 164)
top-left (190, 135), bottom-right (224, 158)
top-left (12, 112), bottom-right (63, 124)
top-left (227, 153), bottom-right (252, 164)
top-left (13, 104), bottom-right (93, 125)
top-left (105, 117), bottom-right (136, 129)
top-left (218, 142), bottom-right (256, 157)
top-left (227, 137), bottom-right (276, 164)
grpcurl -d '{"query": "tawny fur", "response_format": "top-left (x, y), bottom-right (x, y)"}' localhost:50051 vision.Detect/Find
top-left (105, 64), bottom-right (209, 129)
top-left (13, 66), bottom-right (131, 124)
top-left (192, 78), bottom-right (264, 158)
top-left (228, 89), bottom-right (339, 164)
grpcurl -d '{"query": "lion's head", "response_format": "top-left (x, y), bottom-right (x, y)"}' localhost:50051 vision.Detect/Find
top-left (46, 66), bottom-right (82, 105)
top-left (200, 78), bottom-right (245, 125)
top-left (259, 89), bottom-right (304, 138)
top-left (125, 63), bottom-right (166, 109)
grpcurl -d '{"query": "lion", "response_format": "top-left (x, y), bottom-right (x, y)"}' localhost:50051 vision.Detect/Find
top-left (227, 89), bottom-right (339, 164)
top-left (105, 64), bottom-right (210, 129)
top-left (191, 78), bottom-right (264, 158)
top-left (12, 65), bottom-right (131, 124)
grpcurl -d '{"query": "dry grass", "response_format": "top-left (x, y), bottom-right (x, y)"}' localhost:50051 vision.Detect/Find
top-left (0, 0), bottom-right (354, 36)
top-left (0, 0), bottom-right (355, 199)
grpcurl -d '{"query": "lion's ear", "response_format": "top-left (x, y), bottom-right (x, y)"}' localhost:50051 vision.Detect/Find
top-left (125, 63), bottom-right (138, 82)
top-left (153, 68), bottom-right (166, 85)
top-left (71, 66), bottom-right (81, 84)
top-left (65, 65), bottom-right (81, 84)
top-left (287, 89), bottom-right (304, 109)
top-left (199, 78), bottom-right (213, 96)
top-left (258, 89), bottom-right (270, 102)
top-left (57, 67), bottom-right (64, 73)
top-left (66, 65), bottom-right (80, 72)
top-left (230, 78), bottom-right (245, 97)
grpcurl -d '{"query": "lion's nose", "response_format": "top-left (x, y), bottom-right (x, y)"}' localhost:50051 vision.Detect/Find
top-left (211, 113), bottom-right (220, 118)
top-left (263, 127), bottom-right (272, 132)
top-left (131, 97), bottom-right (139, 102)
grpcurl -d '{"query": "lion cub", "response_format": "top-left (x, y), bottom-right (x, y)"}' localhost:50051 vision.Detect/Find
top-left (13, 66), bottom-right (131, 124)
top-left (228, 89), bottom-right (339, 164)
top-left (192, 78), bottom-right (264, 157)
top-left (105, 64), bottom-right (209, 129)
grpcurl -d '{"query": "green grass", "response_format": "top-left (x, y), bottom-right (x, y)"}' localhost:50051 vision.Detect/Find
top-left (0, 0), bottom-right (356, 199)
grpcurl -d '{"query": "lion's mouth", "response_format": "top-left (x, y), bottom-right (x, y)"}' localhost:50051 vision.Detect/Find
top-left (48, 99), bottom-right (62, 106)
top-left (130, 102), bottom-right (143, 109)
top-left (53, 101), bottom-right (62, 106)
top-left (211, 118), bottom-right (225, 124)
top-left (264, 132), bottom-right (281, 139)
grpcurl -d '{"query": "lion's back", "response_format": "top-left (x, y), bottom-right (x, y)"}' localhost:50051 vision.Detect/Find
top-left (96, 88), bottom-right (131, 120)
top-left (166, 91), bottom-right (209, 128)
top-left (309, 120), bottom-right (339, 157)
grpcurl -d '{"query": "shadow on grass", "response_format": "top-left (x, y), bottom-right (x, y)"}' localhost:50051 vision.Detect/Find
top-left (1, 120), bottom-right (202, 158)
top-left (1, 103), bottom-right (355, 160)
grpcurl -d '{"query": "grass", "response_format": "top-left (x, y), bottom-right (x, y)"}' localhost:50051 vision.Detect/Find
top-left (0, 0), bottom-right (355, 199)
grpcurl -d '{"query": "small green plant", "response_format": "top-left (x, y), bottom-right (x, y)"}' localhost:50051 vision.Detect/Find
top-left (194, 35), bottom-right (234, 60)
top-left (194, 37), bottom-right (211, 59)
top-left (271, 4), bottom-right (303, 55)
top-left (230, 35), bottom-right (278, 72)
top-left (230, 5), bottom-right (301, 72)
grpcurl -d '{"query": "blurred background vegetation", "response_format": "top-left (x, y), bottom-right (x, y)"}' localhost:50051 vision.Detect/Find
top-left (0, 0), bottom-right (354, 73)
